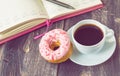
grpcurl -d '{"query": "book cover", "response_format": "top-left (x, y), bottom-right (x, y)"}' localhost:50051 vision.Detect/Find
top-left (0, 0), bottom-right (103, 44)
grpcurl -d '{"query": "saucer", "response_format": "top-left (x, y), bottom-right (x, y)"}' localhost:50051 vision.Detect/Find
top-left (67, 26), bottom-right (116, 66)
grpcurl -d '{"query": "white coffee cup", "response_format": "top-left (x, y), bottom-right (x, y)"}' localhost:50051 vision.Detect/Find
top-left (72, 19), bottom-right (114, 54)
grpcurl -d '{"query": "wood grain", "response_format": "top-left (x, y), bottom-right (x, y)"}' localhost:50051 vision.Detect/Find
top-left (0, 0), bottom-right (120, 76)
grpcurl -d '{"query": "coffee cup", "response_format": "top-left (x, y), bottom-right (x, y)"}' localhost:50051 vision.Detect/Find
top-left (71, 19), bottom-right (114, 54)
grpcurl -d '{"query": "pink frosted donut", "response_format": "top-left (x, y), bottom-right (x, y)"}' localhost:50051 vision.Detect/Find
top-left (39, 29), bottom-right (72, 63)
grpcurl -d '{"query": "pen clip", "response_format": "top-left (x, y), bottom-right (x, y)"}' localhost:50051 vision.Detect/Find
top-left (46, 0), bottom-right (75, 9)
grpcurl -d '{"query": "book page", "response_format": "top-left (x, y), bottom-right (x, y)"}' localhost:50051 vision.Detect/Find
top-left (0, 19), bottom-right (46, 40)
top-left (0, 0), bottom-right (48, 33)
top-left (42, 0), bottom-right (102, 19)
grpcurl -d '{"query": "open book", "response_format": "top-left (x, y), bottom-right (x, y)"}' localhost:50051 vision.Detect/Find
top-left (0, 0), bottom-right (103, 44)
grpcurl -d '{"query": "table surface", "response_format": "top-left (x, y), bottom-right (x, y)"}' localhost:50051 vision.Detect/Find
top-left (0, 0), bottom-right (120, 76)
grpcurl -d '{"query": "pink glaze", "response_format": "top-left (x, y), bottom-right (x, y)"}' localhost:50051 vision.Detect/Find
top-left (39, 29), bottom-right (71, 61)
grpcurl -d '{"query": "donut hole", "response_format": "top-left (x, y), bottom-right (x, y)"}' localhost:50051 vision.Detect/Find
top-left (50, 41), bottom-right (60, 51)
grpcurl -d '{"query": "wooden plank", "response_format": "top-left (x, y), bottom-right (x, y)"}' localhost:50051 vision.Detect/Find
top-left (0, 0), bottom-right (120, 76)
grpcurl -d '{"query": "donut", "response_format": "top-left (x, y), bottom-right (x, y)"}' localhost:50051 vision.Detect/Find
top-left (39, 29), bottom-right (72, 63)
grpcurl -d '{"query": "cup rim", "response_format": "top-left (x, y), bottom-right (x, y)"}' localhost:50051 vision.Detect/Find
top-left (72, 19), bottom-right (106, 47)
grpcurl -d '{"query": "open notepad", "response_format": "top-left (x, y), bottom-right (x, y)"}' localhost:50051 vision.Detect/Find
top-left (0, 0), bottom-right (103, 44)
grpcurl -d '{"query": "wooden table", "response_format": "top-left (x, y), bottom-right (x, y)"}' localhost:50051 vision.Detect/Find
top-left (0, 0), bottom-right (120, 76)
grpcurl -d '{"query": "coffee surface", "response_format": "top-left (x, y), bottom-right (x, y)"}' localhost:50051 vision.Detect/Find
top-left (74, 24), bottom-right (103, 46)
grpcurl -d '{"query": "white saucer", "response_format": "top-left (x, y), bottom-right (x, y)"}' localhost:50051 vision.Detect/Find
top-left (67, 26), bottom-right (116, 66)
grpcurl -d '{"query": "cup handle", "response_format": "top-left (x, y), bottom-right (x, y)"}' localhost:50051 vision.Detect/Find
top-left (105, 27), bottom-right (114, 42)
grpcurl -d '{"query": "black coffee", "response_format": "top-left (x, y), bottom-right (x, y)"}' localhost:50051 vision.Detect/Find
top-left (74, 24), bottom-right (103, 46)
